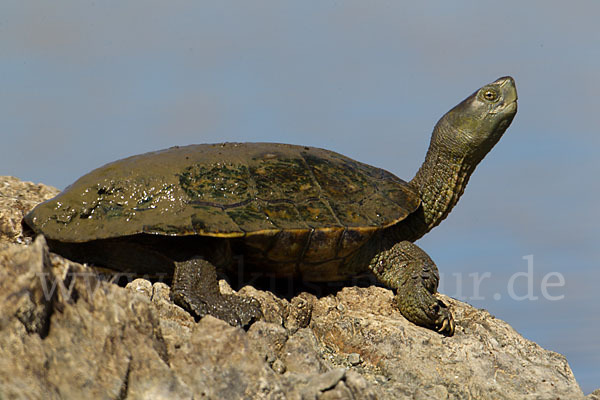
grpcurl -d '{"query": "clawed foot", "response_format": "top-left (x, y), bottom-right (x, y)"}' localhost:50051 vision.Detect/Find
top-left (431, 300), bottom-right (455, 335)
top-left (371, 240), bottom-right (455, 336)
top-left (171, 258), bottom-right (262, 328)
top-left (396, 294), bottom-right (455, 336)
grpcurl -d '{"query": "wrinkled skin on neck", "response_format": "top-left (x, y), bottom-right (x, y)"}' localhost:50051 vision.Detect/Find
top-left (408, 76), bottom-right (518, 239)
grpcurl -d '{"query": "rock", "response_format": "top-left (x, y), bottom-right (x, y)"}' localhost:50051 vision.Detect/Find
top-left (168, 316), bottom-right (288, 399)
top-left (308, 286), bottom-right (585, 398)
top-left (0, 234), bottom-right (54, 336)
top-left (0, 176), bottom-right (59, 244)
top-left (348, 353), bottom-right (361, 366)
top-left (0, 236), bottom-right (183, 399)
top-left (588, 389), bottom-right (600, 400)
top-left (0, 176), bottom-right (587, 399)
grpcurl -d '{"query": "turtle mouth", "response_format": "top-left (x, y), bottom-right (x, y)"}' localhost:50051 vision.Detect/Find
top-left (505, 100), bottom-right (518, 114)
top-left (489, 98), bottom-right (517, 115)
top-left (489, 76), bottom-right (518, 115)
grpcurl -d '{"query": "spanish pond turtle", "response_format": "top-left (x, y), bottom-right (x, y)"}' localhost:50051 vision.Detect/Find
top-left (23, 76), bottom-right (518, 334)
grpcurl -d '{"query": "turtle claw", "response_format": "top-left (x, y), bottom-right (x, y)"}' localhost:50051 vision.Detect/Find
top-left (396, 292), bottom-right (455, 336)
top-left (432, 300), bottom-right (455, 336)
top-left (436, 311), bottom-right (455, 336)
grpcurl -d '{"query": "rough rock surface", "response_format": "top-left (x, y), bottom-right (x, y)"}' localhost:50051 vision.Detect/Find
top-left (0, 176), bottom-right (589, 399)
top-left (0, 176), bottom-right (60, 244)
top-left (588, 389), bottom-right (600, 400)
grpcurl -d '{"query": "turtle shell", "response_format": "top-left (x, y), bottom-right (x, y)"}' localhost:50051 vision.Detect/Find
top-left (25, 143), bottom-right (420, 277)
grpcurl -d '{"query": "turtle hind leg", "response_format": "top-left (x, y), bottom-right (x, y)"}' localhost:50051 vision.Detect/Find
top-left (369, 241), bottom-right (455, 335)
top-left (170, 258), bottom-right (262, 328)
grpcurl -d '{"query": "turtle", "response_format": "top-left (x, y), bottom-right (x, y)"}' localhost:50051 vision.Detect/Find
top-left (23, 76), bottom-right (517, 335)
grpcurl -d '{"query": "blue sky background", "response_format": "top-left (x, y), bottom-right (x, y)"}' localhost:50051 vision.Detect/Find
top-left (1, 1), bottom-right (598, 393)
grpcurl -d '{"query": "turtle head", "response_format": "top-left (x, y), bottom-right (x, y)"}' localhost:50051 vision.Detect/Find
top-left (432, 76), bottom-right (517, 163)
top-left (409, 77), bottom-right (517, 237)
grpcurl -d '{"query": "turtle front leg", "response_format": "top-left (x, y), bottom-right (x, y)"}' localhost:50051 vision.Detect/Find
top-left (170, 258), bottom-right (262, 328)
top-left (370, 241), bottom-right (455, 335)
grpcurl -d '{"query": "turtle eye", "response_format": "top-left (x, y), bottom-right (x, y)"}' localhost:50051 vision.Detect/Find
top-left (480, 88), bottom-right (499, 102)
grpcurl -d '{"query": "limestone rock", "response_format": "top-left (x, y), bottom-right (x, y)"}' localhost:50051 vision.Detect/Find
top-left (0, 176), bottom-right (59, 244)
top-left (309, 286), bottom-right (584, 398)
top-left (588, 389), bottom-right (600, 400)
top-left (0, 176), bottom-right (587, 399)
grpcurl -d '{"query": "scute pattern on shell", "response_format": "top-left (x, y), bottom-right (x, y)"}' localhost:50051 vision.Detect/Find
top-left (24, 143), bottom-right (420, 265)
